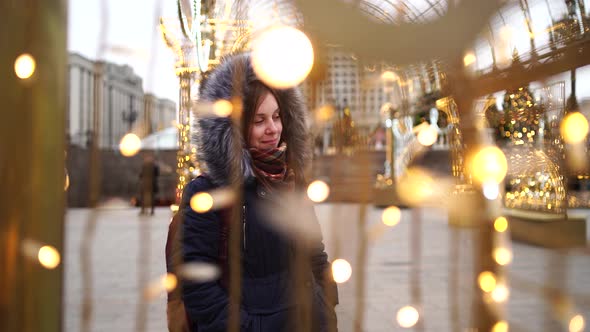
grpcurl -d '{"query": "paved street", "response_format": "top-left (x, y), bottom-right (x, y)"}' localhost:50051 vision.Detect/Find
top-left (64, 205), bottom-right (590, 332)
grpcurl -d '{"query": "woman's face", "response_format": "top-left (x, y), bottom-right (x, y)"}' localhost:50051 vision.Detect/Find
top-left (248, 92), bottom-right (282, 150)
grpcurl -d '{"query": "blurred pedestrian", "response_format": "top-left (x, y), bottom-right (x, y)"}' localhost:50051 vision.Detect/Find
top-left (139, 153), bottom-right (159, 215)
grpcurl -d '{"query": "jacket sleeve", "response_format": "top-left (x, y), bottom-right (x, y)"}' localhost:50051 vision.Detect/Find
top-left (181, 177), bottom-right (251, 331)
top-left (310, 240), bottom-right (339, 307)
top-left (308, 206), bottom-right (339, 307)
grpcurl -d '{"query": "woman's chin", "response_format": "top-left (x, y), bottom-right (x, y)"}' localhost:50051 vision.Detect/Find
top-left (258, 142), bottom-right (278, 150)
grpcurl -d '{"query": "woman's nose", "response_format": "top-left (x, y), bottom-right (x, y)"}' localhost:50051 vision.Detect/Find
top-left (265, 121), bottom-right (277, 134)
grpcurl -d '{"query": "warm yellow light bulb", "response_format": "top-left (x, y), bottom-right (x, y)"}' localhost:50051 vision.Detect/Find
top-left (307, 180), bottom-right (330, 203)
top-left (331, 259), bottom-right (352, 283)
top-left (463, 52), bottom-right (476, 67)
top-left (561, 112), bottom-right (589, 144)
top-left (315, 105), bottom-right (336, 124)
top-left (569, 314), bottom-right (585, 332)
top-left (251, 26), bottom-right (314, 89)
top-left (491, 283), bottom-right (510, 302)
top-left (15, 53), bottom-right (36, 79)
top-left (213, 100), bottom-right (233, 117)
top-left (119, 133), bottom-right (141, 157)
top-left (382, 206), bottom-right (401, 227)
top-left (162, 273), bottom-right (178, 292)
top-left (396, 306), bottom-right (419, 328)
top-left (396, 167), bottom-right (434, 205)
top-left (492, 320), bottom-right (509, 332)
top-left (493, 247), bottom-right (513, 266)
top-left (417, 125), bottom-right (438, 146)
top-left (478, 271), bottom-right (496, 292)
top-left (381, 71), bottom-right (398, 82)
top-left (38, 245), bottom-right (60, 269)
top-left (190, 192), bottom-right (214, 213)
top-left (470, 146), bottom-right (508, 184)
top-left (494, 217), bottom-right (508, 232)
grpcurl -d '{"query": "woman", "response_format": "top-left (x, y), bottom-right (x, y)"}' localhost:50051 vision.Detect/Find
top-left (179, 54), bottom-right (338, 331)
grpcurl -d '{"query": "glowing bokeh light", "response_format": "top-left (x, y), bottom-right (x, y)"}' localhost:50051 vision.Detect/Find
top-left (569, 314), bottom-right (585, 332)
top-left (561, 112), bottom-right (589, 144)
top-left (396, 306), bottom-right (419, 328)
top-left (470, 146), bottom-right (508, 184)
top-left (492, 320), bottom-right (509, 332)
top-left (179, 262), bottom-right (221, 282)
top-left (331, 259), bottom-right (352, 283)
top-left (493, 247), bottom-right (513, 266)
top-left (382, 206), bottom-right (401, 227)
top-left (119, 133), bottom-right (141, 157)
top-left (251, 26), bottom-right (314, 89)
top-left (14, 53), bottom-right (36, 79)
top-left (396, 167), bottom-right (435, 205)
top-left (483, 182), bottom-right (499, 200)
top-left (478, 271), bottom-right (496, 292)
top-left (315, 105), bottom-right (336, 124)
top-left (213, 100), bottom-right (233, 117)
top-left (190, 192), bottom-right (214, 213)
top-left (64, 171), bottom-right (70, 191)
top-left (381, 71), bottom-right (398, 82)
top-left (307, 180), bottom-right (330, 203)
top-left (38, 245), bottom-right (60, 269)
top-left (417, 125), bottom-right (438, 146)
top-left (162, 273), bottom-right (178, 292)
top-left (463, 52), bottom-right (476, 67)
top-left (491, 283), bottom-right (510, 302)
top-left (494, 217), bottom-right (508, 232)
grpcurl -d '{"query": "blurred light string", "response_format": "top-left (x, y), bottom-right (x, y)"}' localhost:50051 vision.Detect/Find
top-left (352, 152), bottom-right (371, 332)
top-left (80, 1), bottom-right (109, 331)
top-left (448, 226), bottom-right (461, 331)
top-left (134, 2), bottom-right (164, 332)
top-left (409, 208), bottom-right (424, 331)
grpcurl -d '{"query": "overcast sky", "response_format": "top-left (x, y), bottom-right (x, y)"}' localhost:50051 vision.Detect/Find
top-left (68, 0), bottom-right (180, 103)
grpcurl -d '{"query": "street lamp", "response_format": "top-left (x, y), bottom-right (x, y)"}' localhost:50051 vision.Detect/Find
top-left (122, 109), bottom-right (138, 131)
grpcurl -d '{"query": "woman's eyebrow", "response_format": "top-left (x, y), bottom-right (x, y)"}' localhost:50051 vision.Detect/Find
top-left (255, 109), bottom-right (280, 116)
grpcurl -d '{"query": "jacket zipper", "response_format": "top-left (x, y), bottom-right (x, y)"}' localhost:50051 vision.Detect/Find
top-left (242, 204), bottom-right (246, 250)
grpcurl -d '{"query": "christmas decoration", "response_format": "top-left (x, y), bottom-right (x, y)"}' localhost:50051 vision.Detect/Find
top-left (485, 82), bottom-right (567, 214)
top-left (499, 86), bottom-right (543, 146)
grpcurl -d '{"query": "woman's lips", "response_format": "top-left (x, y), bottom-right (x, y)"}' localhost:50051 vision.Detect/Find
top-left (261, 139), bottom-right (278, 145)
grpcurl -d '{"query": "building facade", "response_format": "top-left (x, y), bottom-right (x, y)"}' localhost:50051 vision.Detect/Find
top-left (144, 93), bottom-right (176, 134)
top-left (300, 48), bottom-right (387, 152)
top-left (67, 53), bottom-right (176, 149)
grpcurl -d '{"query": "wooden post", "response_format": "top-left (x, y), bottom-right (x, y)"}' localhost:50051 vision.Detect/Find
top-left (0, 1), bottom-right (67, 332)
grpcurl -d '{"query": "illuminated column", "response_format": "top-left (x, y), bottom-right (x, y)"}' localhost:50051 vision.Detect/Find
top-left (160, 17), bottom-right (199, 205)
top-left (0, 1), bottom-right (66, 331)
top-left (174, 42), bottom-right (199, 204)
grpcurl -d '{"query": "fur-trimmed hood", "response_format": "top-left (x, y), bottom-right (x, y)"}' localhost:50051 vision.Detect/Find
top-left (194, 54), bottom-right (310, 188)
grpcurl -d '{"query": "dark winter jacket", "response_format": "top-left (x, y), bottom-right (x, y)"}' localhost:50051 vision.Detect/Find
top-left (179, 54), bottom-right (338, 332)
